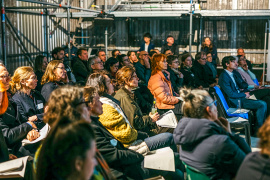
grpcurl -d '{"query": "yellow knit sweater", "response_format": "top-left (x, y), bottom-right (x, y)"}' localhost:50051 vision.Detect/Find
top-left (99, 104), bottom-right (138, 147)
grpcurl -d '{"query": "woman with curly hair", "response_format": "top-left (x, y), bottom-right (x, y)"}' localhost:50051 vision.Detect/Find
top-left (148, 54), bottom-right (182, 120)
top-left (41, 60), bottom-right (69, 102)
top-left (236, 116), bottom-right (270, 180)
top-left (10, 66), bottom-right (46, 135)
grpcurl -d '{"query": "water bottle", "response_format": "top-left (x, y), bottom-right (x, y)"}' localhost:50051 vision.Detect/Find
top-left (237, 99), bottom-right (241, 113)
top-left (151, 98), bottom-right (157, 114)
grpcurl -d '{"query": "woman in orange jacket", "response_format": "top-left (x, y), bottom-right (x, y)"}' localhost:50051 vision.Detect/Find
top-left (148, 54), bottom-right (183, 120)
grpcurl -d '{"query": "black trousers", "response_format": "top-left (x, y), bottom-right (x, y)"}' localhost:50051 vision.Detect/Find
top-left (250, 88), bottom-right (270, 116)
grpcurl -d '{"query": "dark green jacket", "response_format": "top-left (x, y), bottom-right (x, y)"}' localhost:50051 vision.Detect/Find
top-left (114, 87), bottom-right (158, 136)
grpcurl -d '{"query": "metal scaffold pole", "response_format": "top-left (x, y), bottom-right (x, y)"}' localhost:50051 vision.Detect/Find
top-left (1, 0), bottom-right (7, 65)
top-left (105, 0), bottom-right (108, 58)
top-left (67, 0), bottom-right (71, 64)
top-left (189, 0), bottom-right (193, 53)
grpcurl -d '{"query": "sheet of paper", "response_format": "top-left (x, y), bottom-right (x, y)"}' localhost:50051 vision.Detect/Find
top-left (227, 108), bottom-right (249, 114)
top-left (248, 94), bottom-right (257, 100)
top-left (22, 123), bottom-right (50, 146)
top-left (227, 117), bottom-right (248, 123)
top-left (156, 110), bottom-right (177, 128)
top-left (176, 97), bottom-right (183, 101)
top-left (0, 156), bottom-right (32, 178)
top-left (144, 147), bottom-right (175, 172)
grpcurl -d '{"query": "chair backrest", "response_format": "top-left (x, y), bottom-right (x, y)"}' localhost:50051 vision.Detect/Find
top-left (253, 79), bottom-right (259, 86)
top-left (213, 86), bottom-right (229, 111)
top-left (183, 162), bottom-right (210, 180)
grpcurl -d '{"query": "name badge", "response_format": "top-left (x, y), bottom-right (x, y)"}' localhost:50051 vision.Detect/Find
top-left (110, 139), bottom-right (118, 147)
top-left (37, 103), bottom-right (44, 110)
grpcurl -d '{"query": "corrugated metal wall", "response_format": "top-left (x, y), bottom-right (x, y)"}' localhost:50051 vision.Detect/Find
top-left (0, 0), bottom-right (269, 73)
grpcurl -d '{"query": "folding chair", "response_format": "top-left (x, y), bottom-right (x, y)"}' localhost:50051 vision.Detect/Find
top-left (211, 86), bottom-right (251, 146)
top-left (183, 162), bottom-right (210, 180)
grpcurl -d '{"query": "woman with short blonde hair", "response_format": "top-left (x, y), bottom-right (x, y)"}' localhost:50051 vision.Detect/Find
top-left (41, 60), bottom-right (69, 102)
top-left (10, 66), bottom-right (46, 142)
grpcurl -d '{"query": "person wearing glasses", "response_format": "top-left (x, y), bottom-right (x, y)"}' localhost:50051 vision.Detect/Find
top-left (167, 55), bottom-right (183, 93)
top-left (0, 64), bottom-right (40, 157)
top-left (10, 67), bottom-right (46, 140)
top-left (116, 54), bottom-right (131, 69)
top-left (191, 52), bottom-right (217, 89)
top-left (41, 60), bottom-right (69, 102)
top-left (89, 56), bottom-right (104, 74)
top-left (174, 88), bottom-right (251, 180)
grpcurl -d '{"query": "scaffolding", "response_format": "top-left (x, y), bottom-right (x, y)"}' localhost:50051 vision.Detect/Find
top-left (1, 0), bottom-right (270, 74)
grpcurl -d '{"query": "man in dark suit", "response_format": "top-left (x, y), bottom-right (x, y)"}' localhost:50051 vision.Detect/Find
top-left (161, 35), bottom-right (179, 55)
top-left (72, 48), bottom-right (90, 85)
top-left (138, 33), bottom-right (155, 53)
top-left (218, 56), bottom-right (267, 127)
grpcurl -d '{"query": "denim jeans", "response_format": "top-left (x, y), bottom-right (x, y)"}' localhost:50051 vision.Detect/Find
top-left (144, 132), bottom-right (177, 152)
top-left (242, 98), bottom-right (267, 127)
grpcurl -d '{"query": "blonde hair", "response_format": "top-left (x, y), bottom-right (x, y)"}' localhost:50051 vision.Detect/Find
top-left (180, 88), bottom-right (213, 118)
top-left (10, 66), bottom-right (34, 94)
top-left (41, 60), bottom-right (66, 85)
top-left (258, 116), bottom-right (270, 151)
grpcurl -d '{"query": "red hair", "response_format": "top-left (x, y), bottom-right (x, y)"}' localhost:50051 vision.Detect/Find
top-left (151, 54), bottom-right (167, 75)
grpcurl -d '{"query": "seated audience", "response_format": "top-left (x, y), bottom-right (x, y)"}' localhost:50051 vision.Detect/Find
top-left (174, 88), bottom-right (251, 180)
top-left (237, 48), bottom-right (253, 71)
top-left (114, 66), bottom-right (160, 136)
top-left (148, 54), bottom-right (182, 120)
top-left (52, 47), bottom-right (76, 83)
top-left (180, 53), bottom-right (196, 88)
top-left (164, 49), bottom-right (173, 56)
top-left (191, 52), bottom-right (217, 88)
top-left (36, 118), bottom-right (97, 180)
top-left (97, 50), bottom-right (106, 63)
top-left (112, 49), bottom-right (120, 58)
top-left (104, 57), bottom-right (119, 79)
top-left (206, 52), bottom-right (217, 78)
top-left (116, 54), bottom-right (131, 68)
top-left (34, 55), bottom-right (48, 92)
top-left (236, 116), bottom-right (270, 180)
top-left (86, 72), bottom-right (184, 179)
top-left (128, 51), bottom-right (151, 85)
top-left (138, 33), bottom-right (155, 53)
top-left (63, 39), bottom-right (78, 66)
top-left (89, 56), bottom-right (104, 74)
top-left (167, 55), bottom-right (183, 93)
top-left (10, 67), bottom-right (45, 130)
top-left (161, 35), bottom-right (179, 55)
top-left (0, 64), bottom-right (37, 157)
top-left (218, 56), bottom-right (267, 128)
top-left (72, 48), bottom-right (90, 85)
top-left (41, 60), bottom-right (69, 102)
top-left (237, 55), bottom-right (257, 88)
top-left (201, 37), bottom-right (217, 66)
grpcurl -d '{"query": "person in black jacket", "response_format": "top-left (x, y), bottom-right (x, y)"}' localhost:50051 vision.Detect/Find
top-left (34, 55), bottom-right (48, 92)
top-left (128, 51), bottom-right (151, 85)
top-left (180, 53), bottom-right (196, 88)
top-left (191, 52), bottom-right (217, 88)
top-left (161, 35), bottom-right (179, 55)
top-left (10, 67), bottom-right (45, 130)
top-left (41, 60), bottom-right (69, 102)
top-left (167, 55), bottom-right (183, 93)
top-left (236, 116), bottom-right (270, 180)
top-left (174, 88), bottom-right (251, 180)
top-left (138, 33), bottom-right (155, 53)
top-left (0, 65), bottom-right (37, 157)
top-left (72, 48), bottom-right (90, 85)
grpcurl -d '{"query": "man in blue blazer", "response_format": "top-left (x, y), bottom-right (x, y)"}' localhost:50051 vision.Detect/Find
top-left (218, 56), bottom-right (267, 127)
top-left (138, 33), bottom-right (155, 53)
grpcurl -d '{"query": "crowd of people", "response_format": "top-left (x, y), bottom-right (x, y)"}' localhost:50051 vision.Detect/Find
top-left (0, 33), bottom-right (269, 180)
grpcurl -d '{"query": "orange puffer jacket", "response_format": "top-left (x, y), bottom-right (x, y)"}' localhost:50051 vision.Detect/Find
top-left (148, 71), bottom-right (179, 109)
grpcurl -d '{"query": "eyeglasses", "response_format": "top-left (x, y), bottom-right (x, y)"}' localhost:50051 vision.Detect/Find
top-left (55, 67), bottom-right (66, 70)
top-left (172, 61), bottom-right (179, 64)
top-left (0, 74), bottom-right (11, 79)
top-left (201, 58), bottom-right (207, 61)
top-left (76, 100), bottom-right (91, 108)
top-left (95, 61), bottom-right (103, 65)
top-left (208, 100), bottom-right (217, 107)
